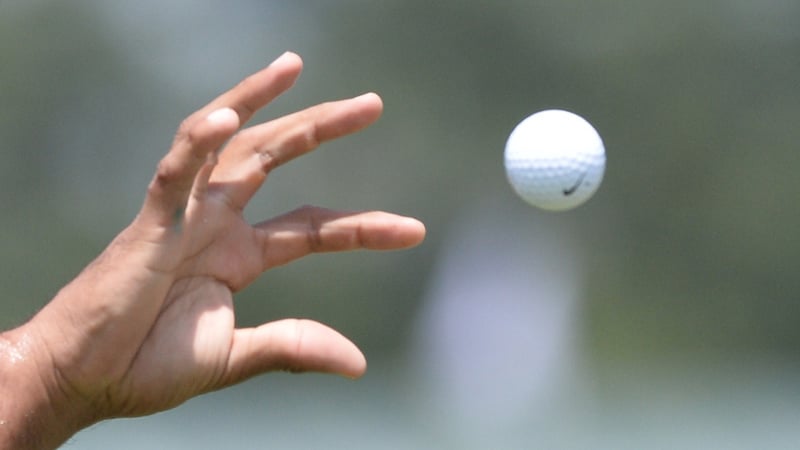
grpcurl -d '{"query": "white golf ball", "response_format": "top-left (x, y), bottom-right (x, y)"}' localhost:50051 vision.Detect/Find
top-left (504, 109), bottom-right (606, 211)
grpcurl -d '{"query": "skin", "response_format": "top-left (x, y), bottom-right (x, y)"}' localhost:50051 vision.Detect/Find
top-left (0, 52), bottom-right (425, 449)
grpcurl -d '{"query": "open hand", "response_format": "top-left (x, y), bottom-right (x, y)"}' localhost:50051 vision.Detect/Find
top-left (18, 52), bottom-right (425, 431)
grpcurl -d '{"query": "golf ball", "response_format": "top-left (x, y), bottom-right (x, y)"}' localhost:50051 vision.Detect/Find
top-left (504, 109), bottom-right (606, 211)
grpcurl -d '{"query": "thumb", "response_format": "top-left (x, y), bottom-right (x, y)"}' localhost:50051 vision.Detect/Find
top-left (222, 319), bottom-right (367, 385)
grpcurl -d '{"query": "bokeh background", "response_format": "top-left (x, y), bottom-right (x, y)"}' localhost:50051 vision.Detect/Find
top-left (2, 1), bottom-right (800, 448)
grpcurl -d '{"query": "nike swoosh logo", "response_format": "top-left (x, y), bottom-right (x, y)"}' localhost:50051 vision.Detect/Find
top-left (563, 172), bottom-right (587, 196)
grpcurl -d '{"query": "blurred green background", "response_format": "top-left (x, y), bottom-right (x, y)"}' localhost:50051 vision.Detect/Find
top-left (2, 1), bottom-right (800, 448)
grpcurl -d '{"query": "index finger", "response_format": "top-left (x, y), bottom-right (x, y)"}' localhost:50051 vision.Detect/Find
top-left (185, 51), bottom-right (304, 130)
top-left (138, 53), bottom-right (304, 228)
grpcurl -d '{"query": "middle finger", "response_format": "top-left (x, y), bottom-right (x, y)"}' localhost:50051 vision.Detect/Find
top-left (208, 92), bottom-right (383, 210)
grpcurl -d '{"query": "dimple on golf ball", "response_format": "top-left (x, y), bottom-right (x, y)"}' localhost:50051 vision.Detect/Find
top-left (504, 109), bottom-right (606, 211)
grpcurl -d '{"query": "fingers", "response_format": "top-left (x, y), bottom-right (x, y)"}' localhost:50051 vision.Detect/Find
top-left (140, 108), bottom-right (241, 227)
top-left (255, 206), bottom-right (426, 270)
top-left (223, 319), bottom-right (367, 384)
top-left (138, 52), bottom-right (304, 227)
top-left (184, 52), bottom-right (304, 134)
top-left (209, 92), bottom-right (384, 210)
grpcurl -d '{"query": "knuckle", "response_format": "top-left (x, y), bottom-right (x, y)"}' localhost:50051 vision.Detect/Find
top-left (301, 208), bottom-right (325, 252)
top-left (299, 123), bottom-right (321, 151)
top-left (258, 148), bottom-right (278, 174)
top-left (234, 78), bottom-right (258, 118)
top-left (174, 117), bottom-right (195, 144)
top-left (175, 116), bottom-right (211, 154)
top-left (152, 158), bottom-right (181, 186)
top-left (147, 161), bottom-right (180, 200)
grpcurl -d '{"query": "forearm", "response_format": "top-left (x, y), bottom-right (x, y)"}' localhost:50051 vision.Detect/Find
top-left (0, 327), bottom-right (77, 450)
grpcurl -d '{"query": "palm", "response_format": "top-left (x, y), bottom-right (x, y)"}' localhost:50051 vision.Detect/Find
top-left (120, 194), bottom-right (271, 413)
top-left (121, 276), bottom-right (235, 415)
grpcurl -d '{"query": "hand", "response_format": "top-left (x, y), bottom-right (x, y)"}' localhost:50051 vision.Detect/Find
top-left (0, 52), bottom-right (424, 447)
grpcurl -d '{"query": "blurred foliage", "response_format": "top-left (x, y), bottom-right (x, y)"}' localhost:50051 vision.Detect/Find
top-left (1, 0), bottom-right (799, 368)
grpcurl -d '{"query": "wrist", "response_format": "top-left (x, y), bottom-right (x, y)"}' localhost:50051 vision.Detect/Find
top-left (0, 326), bottom-right (85, 449)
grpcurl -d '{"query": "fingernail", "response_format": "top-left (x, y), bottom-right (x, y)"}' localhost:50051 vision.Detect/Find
top-left (206, 107), bottom-right (238, 124)
top-left (355, 92), bottom-right (378, 101)
top-left (271, 51), bottom-right (297, 66)
top-left (353, 92), bottom-right (383, 109)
